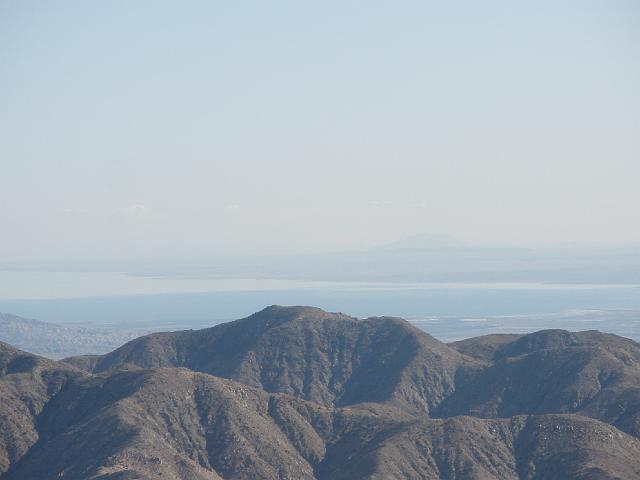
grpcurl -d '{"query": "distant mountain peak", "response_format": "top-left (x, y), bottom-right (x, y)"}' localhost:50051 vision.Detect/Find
top-left (376, 232), bottom-right (468, 250)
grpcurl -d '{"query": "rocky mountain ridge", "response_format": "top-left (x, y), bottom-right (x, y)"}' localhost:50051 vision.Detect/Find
top-left (1, 306), bottom-right (639, 479)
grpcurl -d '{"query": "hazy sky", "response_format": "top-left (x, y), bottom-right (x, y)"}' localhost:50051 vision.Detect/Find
top-left (1, 1), bottom-right (639, 260)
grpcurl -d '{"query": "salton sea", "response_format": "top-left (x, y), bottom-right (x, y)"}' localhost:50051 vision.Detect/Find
top-left (0, 270), bottom-right (638, 341)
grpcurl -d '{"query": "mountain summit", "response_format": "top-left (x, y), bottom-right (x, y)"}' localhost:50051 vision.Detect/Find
top-left (69, 305), bottom-right (475, 415)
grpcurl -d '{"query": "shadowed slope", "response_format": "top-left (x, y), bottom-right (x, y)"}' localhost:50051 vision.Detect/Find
top-left (0, 342), bottom-right (83, 475)
top-left (444, 329), bottom-right (640, 436)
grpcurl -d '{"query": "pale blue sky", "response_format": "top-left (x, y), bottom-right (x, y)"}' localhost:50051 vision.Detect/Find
top-left (1, 1), bottom-right (638, 260)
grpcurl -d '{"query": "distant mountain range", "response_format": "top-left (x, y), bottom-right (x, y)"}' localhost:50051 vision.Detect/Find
top-left (0, 313), bottom-right (148, 359)
top-left (1, 306), bottom-right (640, 478)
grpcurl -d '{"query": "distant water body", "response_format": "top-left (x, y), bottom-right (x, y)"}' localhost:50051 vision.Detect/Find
top-left (0, 270), bottom-right (638, 340)
top-left (0, 270), bottom-right (637, 300)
